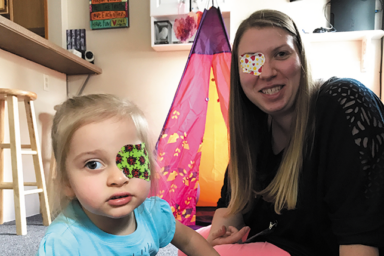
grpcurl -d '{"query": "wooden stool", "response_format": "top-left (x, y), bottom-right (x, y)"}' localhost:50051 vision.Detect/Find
top-left (0, 88), bottom-right (51, 235)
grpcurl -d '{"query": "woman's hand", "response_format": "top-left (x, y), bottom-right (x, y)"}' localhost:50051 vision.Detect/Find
top-left (207, 225), bottom-right (250, 246)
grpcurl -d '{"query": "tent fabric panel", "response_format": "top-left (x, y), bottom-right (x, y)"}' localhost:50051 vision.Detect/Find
top-left (212, 52), bottom-right (231, 128)
top-left (192, 7), bottom-right (231, 55)
top-left (156, 6), bottom-right (231, 225)
top-left (156, 54), bottom-right (214, 225)
top-left (197, 68), bottom-right (229, 207)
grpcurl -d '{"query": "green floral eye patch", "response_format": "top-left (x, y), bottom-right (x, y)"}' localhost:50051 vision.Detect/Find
top-left (116, 143), bottom-right (150, 181)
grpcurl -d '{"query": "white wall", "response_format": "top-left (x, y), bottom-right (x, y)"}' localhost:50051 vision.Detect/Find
top-left (231, 0), bottom-right (329, 39)
top-left (0, 49), bottom-right (66, 222)
top-left (65, 0), bottom-right (188, 143)
top-left (47, 0), bottom-right (67, 47)
top-left (308, 40), bottom-right (381, 94)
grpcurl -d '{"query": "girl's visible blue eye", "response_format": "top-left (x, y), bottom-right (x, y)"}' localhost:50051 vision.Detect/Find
top-left (85, 160), bottom-right (103, 170)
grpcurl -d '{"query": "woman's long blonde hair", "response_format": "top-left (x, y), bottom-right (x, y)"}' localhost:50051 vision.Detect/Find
top-left (228, 9), bottom-right (318, 215)
top-left (49, 94), bottom-right (157, 218)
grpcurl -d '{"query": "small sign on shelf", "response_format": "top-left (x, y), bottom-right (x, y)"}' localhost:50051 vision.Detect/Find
top-left (66, 29), bottom-right (86, 59)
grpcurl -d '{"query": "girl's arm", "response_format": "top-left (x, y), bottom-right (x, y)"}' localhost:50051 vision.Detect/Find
top-left (172, 221), bottom-right (219, 256)
top-left (340, 245), bottom-right (379, 256)
top-left (206, 207), bottom-right (249, 246)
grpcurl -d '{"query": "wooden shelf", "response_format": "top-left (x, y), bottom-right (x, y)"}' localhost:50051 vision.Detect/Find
top-left (152, 42), bottom-right (193, 52)
top-left (304, 30), bottom-right (384, 42)
top-left (304, 30), bottom-right (384, 72)
top-left (0, 15), bottom-right (102, 75)
top-left (151, 11), bottom-right (230, 52)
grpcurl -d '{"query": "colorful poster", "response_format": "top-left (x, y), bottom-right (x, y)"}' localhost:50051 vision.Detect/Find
top-left (90, 0), bottom-right (129, 30)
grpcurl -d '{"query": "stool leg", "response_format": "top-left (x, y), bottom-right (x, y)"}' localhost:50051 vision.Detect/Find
top-left (24, 100), bottom-right (51, 227)
top-left (0, 100), bottom-right (5, 224)
top-left (7, 96), bottom-right (27, 235)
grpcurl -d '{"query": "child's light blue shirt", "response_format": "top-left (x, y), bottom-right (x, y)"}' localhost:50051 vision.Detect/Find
top-left (37, 197), bottom-right (176, 256)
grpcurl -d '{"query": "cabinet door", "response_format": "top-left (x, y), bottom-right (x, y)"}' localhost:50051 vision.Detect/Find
top-left (195, 0), bottom-right (230, 13)
top-left (151, 0), bottom-right (190, 16)
top-left (13, 0), bottom-right (44, 29)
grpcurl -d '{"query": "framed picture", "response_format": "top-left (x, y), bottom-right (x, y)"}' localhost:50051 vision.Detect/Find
top-left (154, 20), bottom-right (172, 44)
top-left (89, 0), bottom-right (129, 30)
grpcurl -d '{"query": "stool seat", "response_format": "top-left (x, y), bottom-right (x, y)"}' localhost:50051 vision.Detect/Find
top-left (0, 89), bottom-right (37, 101)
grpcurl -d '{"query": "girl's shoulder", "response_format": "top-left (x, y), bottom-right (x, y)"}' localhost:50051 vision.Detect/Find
top-left (138, 197), bottom-right (176, 248)
top-left (141, 196), bottom-right (173, 214)
top-left (37, 214), bottom-right (80, 255)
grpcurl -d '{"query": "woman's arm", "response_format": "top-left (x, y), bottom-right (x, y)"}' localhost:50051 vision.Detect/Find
top-left (206, 207), bottom-right (249, 246)
top-left (340, 245), bottom-right (379, 256)
top-left (171, 221), bottom-right (219, 256)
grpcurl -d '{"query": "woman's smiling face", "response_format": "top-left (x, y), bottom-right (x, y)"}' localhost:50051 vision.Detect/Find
top-left (238, 27), bottom-right (302, 119)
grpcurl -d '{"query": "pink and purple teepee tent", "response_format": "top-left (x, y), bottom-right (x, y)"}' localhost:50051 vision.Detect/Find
top-left (155, 7), bottom-right (231, 226)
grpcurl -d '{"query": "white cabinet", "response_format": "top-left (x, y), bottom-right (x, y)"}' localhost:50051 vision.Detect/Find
top-left (150, 0), bottom-right (231, 51)
top-left (150, 0), bottom-right (190, 16)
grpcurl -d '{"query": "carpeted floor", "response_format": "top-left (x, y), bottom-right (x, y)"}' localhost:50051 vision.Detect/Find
top-left (0, 207), bottom-right (215, 255)
top-left (0, 214), bottom-right (48, 256)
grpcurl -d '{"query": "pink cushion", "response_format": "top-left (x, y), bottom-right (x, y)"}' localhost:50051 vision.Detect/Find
top-left (178, 225), bottom-right (290, 256)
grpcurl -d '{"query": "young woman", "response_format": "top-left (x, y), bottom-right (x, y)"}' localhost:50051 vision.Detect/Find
top-left (184, 9), bottom-right (383, 256)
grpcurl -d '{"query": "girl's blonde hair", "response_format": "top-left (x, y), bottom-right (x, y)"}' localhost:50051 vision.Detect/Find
top-left (49, 94), bottom-right (157, 218)
top-left (228, 9), bottom-right (318, 215)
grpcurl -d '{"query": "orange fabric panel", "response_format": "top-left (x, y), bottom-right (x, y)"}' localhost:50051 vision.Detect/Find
top-left (197, 68), bottom-right (229, 206)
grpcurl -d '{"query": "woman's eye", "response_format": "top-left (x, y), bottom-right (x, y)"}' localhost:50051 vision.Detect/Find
top-left (85, 161), bottom-right (103, 170)
top-left (276, 51), bottom-right (289, 58)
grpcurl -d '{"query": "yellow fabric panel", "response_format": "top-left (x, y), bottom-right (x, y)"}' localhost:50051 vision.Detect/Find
top-left (197, 68), bottom-right (229, 206)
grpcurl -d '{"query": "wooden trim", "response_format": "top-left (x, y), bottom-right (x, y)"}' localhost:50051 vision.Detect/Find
top-left (0, 100), bottom-right (4, 224)
top-left (44, 0), bottom-right (47, 39)
top-left (8, 0), bottom-right (12, 21)
top-left (0, 0), bottom-right (7, 13)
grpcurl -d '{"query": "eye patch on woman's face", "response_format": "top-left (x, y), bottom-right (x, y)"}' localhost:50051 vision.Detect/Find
top-left (239, 53), bottom-right (265, 76)
top-left (116, 143), bottom-right (151, 181)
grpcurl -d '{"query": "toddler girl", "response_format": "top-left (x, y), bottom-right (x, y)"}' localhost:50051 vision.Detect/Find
top-left (37, 94), bottom-right (219, 256)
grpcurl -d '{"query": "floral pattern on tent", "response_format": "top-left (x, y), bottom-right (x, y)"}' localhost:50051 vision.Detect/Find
top-left (155, 7), bottom-right (231, 226)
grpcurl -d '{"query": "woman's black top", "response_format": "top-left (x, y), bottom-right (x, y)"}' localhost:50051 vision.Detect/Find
top-left (217, 77), bottom-right (384, 256)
